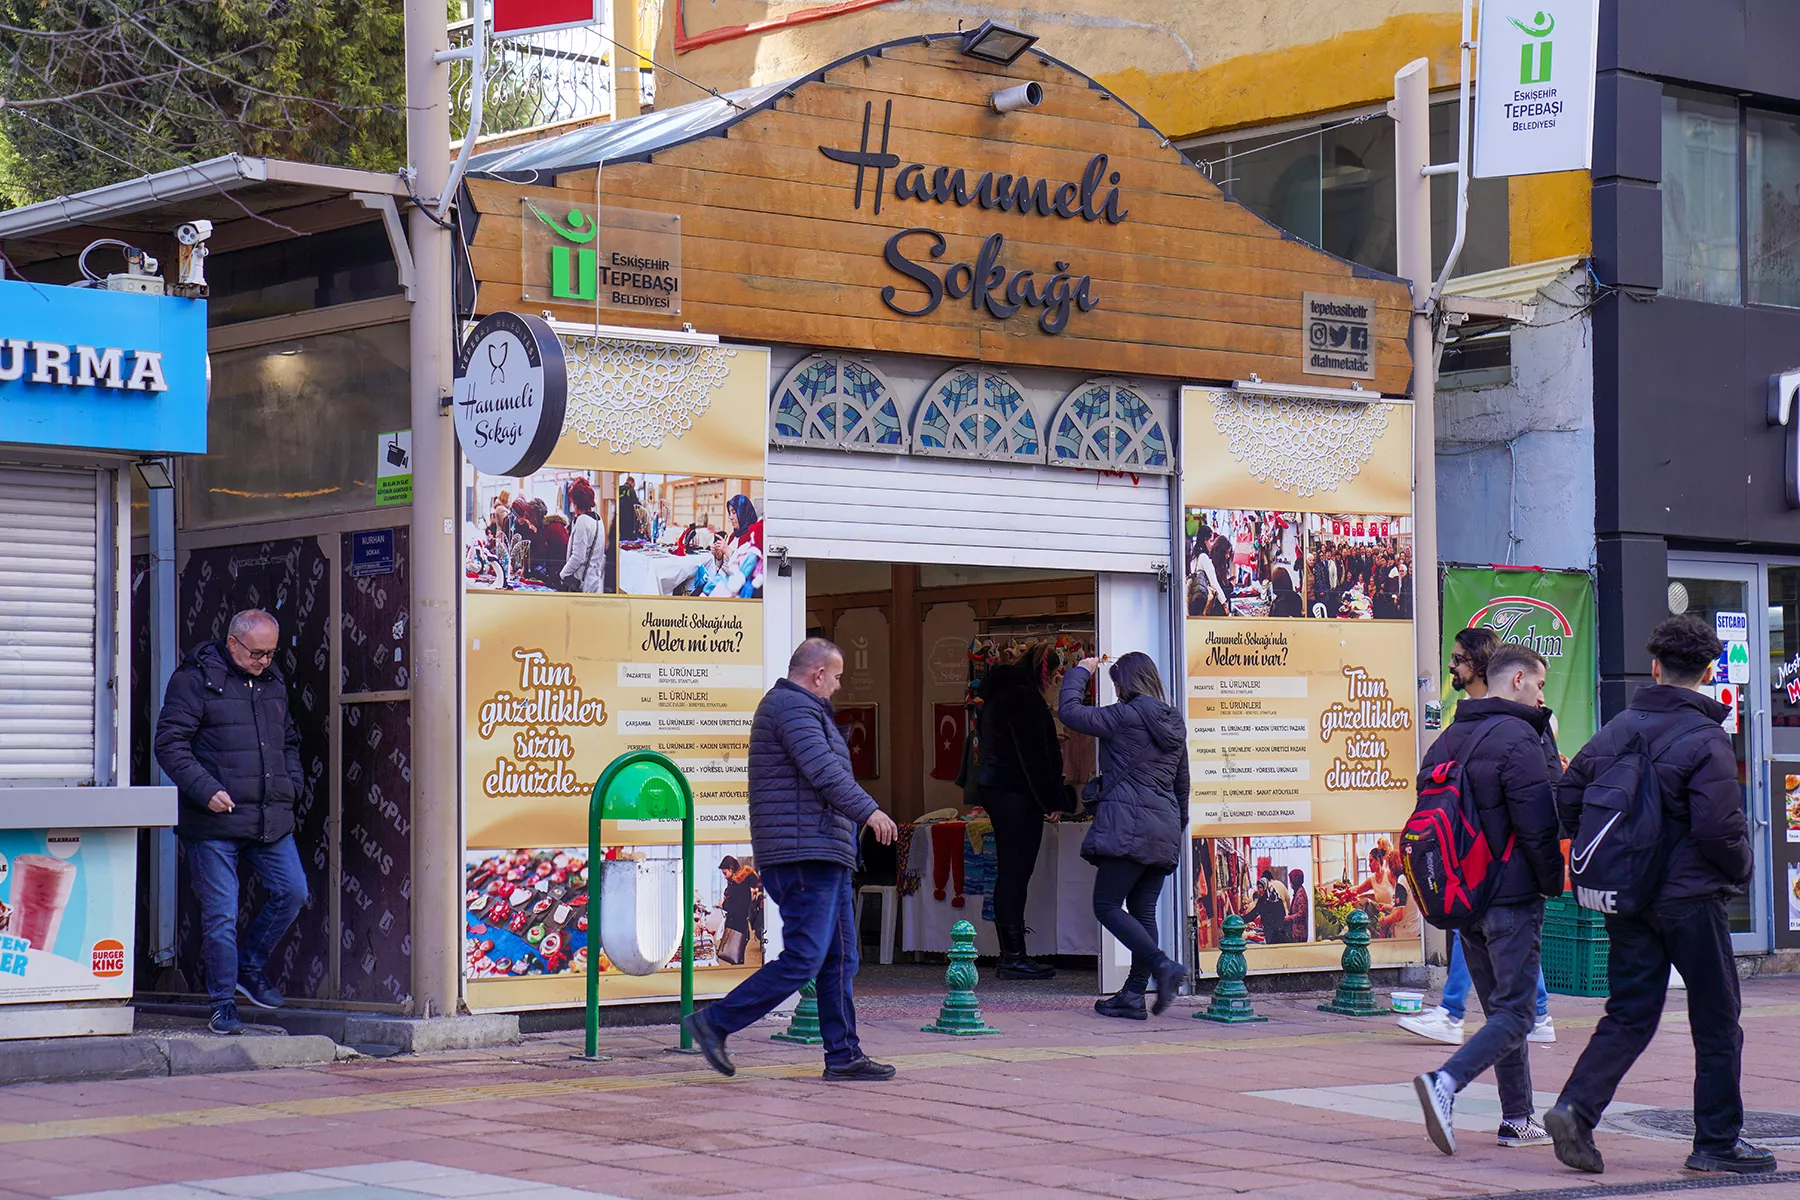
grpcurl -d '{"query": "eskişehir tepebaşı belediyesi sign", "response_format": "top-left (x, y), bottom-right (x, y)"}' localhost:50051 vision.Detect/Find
top-left (0, 277), bottom-right (207, 455)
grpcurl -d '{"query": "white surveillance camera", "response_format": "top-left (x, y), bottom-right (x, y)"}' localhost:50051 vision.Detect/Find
top-left (173, 220), bottom-right (213, 296)
top-left (991, 82), bottom-right (1043, 114)
top-left (176, 220), bottom-right (213, 246)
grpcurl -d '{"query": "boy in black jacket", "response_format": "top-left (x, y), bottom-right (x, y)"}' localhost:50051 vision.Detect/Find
top-left (1545, 615), bottom-right (1772, 1176)
top-left (1413, 644), bottom-right (1565, 1156)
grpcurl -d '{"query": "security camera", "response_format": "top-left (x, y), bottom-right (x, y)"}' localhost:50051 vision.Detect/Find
top-left (991, 82), bottom-right (1043, 114)
top-left (173, 219), bottom-right (212, 297)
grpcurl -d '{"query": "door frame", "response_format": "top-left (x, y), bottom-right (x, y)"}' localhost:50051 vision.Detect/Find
top-left (1666, 555), bottom-right (1774, 955)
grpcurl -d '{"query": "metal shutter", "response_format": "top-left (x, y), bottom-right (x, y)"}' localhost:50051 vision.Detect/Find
top-left (0, 466), bottom-right (99, 785)
top-left (766, 447), bottom-right (1171, 574)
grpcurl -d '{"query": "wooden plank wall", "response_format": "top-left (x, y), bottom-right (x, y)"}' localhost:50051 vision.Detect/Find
top-left (467, 39), bottom-right (1413, 394)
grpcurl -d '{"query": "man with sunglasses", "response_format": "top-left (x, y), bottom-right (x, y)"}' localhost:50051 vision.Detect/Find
top-left (156, 609), bottom-right (309, 1034)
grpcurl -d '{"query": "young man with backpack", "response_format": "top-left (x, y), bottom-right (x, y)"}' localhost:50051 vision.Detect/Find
top-left (1545, 615), bottom-right (1772, 1176)
top-left (1408, 643), bottom-right (1564, 1155)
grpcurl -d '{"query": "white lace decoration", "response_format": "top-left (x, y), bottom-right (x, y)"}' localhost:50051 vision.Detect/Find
top-left (1207, 391), bottom-right (1395, 497)
top-left (560, 336), bottom-right (737, 453)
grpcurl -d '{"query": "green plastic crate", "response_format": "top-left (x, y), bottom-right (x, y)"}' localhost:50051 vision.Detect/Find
top-left (1543, 898), bottom-right (1609, 997)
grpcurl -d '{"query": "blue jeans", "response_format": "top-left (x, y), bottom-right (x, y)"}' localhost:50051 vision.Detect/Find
top-left (1444, 930), bottom-right (1548, 1021)
top-left (701, 861), bottom-right (863, 1067)
top-left (185, 835), bottom-right (309, 1004)
top-left (1441, 899), bottom-right (1545, 1122)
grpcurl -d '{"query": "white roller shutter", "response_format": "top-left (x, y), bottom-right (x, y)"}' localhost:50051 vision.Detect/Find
top-left (766, 447), bottom-right (1171, 574)
top-left (0, 466), bottom-right (100, 785)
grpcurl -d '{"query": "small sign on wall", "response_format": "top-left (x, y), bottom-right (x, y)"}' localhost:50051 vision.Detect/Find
top-left (1301, 292), bottom-right (1375, 379)
top-left (377, 430), bottom-right (412, 506)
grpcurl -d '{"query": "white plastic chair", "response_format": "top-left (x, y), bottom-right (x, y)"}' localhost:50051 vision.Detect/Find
top-left (854, 884), bottom-right (897, 965)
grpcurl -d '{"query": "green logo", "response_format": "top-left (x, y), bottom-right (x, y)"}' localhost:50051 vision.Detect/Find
top-left (1510, 10), bottom-right (1555, 84)
top-left (529, 202), bottom-right (599, 301)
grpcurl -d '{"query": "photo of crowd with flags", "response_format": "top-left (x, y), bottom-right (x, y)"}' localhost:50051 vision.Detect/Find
top-left (1185, 508), bottom-right (1411, 620)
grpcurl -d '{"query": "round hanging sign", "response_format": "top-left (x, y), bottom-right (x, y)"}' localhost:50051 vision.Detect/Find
top-left (452, 311), bottom-right (567, 477)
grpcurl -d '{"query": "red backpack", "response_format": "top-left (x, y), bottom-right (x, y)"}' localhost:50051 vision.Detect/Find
top-left (1401, 720), bottom-right (1517, 930)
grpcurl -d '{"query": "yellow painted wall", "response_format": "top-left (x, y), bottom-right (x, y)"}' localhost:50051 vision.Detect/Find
top-left (650, 1), bottom-right (1592, 265)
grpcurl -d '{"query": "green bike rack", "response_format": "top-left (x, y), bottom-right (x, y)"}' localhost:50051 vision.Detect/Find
top-left (577, 750), bottom-right (696, 1062)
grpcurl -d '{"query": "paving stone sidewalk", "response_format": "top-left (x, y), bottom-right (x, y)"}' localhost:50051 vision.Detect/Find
top-left (0, 975), bottom-right (1795, 1200)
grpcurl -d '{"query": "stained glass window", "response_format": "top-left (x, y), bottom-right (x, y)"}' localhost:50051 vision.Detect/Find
top-left (911, 364), bottom-right (1044, 463)
top-left (768, 355), bottom-right (906, 453)
top-left (1049, 378), bottom-right (1171, 474)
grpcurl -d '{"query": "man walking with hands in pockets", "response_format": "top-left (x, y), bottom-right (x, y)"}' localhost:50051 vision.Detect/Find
top-left (685, 637), bottom-right (900, 1080)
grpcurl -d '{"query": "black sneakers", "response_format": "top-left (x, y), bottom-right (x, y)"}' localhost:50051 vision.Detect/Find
top-left (1150, 959), bottom-right (1185, 1016)
top-left (1545, 1103), bottom-right (1604, 1174)
top-left (236, 968), bottom-right (284, 1010)
top-left (822, 1056), bottom-right (897, 1081)
top-left (682, 1011), bottom-right (734, 1077)
top-left (1685, 1140), bottom-right (1778, 1175)
top-left (208, 1000), bottom-right (244, 1035)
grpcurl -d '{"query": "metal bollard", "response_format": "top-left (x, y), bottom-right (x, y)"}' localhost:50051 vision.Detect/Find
top-left (921, 919), bottom-right (1000, 1036)
top-left (771, 978), bottom-right (824, 1045)
top-left (1195, 914), bottom-right (1267, 1023)
top-left (1319, 909), bottom-right (1382, 1016)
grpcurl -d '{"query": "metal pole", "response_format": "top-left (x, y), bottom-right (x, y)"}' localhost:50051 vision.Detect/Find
top-left (1394, 58), bottom-right (1440, 757)
top-left (681, 793), bottom-right (694, 1050)
top-left (147, 479), bottom-right (178, 970)
top-left (1429, 0), bottom-right (1477, 306)
top-left (611, 0), bottom-right (641, 119)
top-left (404, 0), bottom-right (461, 1020)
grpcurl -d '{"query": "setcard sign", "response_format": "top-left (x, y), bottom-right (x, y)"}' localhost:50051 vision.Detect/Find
top-left (1474, 0), bottom-right (1601, 178)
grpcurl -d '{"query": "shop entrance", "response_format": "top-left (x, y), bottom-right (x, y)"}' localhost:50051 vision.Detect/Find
top-left (796, 560), bottom-right (1173, 992)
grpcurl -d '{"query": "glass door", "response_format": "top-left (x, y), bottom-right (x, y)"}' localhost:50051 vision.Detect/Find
top-left (1667, 559), bottom-right (1771, 954)
top-left (1760, 564), bottom-right (1800, 954)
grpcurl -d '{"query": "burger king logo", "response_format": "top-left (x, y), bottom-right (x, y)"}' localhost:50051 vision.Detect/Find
top-left (91, 939), bottom-right (126, 978)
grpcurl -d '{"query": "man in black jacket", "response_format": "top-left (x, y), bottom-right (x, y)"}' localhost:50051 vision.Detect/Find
top-left (153, 610), bottom-right (309, 1035)
top-left (1546, 615), bottom-right (1772, 1176)
top-left (1413, 643), bottom-right (1564, 1156)
top-left (685, 638), bottom-right (898, 1080)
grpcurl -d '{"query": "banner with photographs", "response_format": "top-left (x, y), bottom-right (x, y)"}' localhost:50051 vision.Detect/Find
top-left (1181, 387), bottom-right (1418, 970)
top-left (462, 336), bottom-right (770, 1008)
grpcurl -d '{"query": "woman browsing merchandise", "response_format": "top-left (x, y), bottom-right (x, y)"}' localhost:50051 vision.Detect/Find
top-left (1058, 652), bottom-right (1190, 1019)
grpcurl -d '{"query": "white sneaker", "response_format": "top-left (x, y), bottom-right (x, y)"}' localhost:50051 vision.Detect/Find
top-left (1414, 1070), bottom-right (1458, 1155)
top-left (1527, 1014), bottom-right (1556, 1044)
top-left (1397, 1006), bottom-right (1465, 1045)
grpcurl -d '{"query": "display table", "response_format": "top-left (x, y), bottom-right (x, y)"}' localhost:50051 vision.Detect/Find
top-left (0, 787), bottom-right (176, 1039)
top-left (618, 546), bottom-right (699, 596)
top-left (900, 820), bottom-right (1097, 958)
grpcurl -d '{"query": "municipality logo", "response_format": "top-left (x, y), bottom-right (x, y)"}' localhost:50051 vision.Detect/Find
top-left (1511, 10), bottom-right (1555, 84)
top-left (528, 201), bottom-right (599, 301)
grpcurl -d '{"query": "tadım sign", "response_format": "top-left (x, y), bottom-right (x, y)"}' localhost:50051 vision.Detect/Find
top-left (520, 199), bottom-right (682, 314)
top-left (1441, 567), bottom-right (1598, 752)
top-left (1473, 0), bottom-right (1600, 179)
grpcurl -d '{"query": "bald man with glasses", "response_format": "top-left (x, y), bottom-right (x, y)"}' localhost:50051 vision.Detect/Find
top-left (155, 609), bottom-right (310, 1034)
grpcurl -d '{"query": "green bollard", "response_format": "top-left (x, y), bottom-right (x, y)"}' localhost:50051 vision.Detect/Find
top-left (922, 919), bottom-right (1000, 1036)
top-left (1319, 909), bottom-right (1382, 1016)
top-left (1195, 914), bottom-right (1267, 1023)
top-left (771, 979), bottom-right (824, 1045)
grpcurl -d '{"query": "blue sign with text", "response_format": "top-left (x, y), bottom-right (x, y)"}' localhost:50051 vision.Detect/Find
top-left (0, 278), bottom-right (207, 454)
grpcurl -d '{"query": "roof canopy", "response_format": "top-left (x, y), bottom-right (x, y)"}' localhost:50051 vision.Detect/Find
top-left (465, 33), bottom-right (1412, 392)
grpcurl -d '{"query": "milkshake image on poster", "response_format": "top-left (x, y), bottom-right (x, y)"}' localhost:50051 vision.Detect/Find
top-left (11, 854), bottom-right (77, 950)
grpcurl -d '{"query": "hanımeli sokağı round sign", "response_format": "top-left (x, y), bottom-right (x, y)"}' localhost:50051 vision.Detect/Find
top-left (453, 312), bottom-right (567, 477)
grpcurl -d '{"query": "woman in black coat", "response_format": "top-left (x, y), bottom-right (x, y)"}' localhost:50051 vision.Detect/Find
top-left (974, 645), bottom-right (1066, 979)
top-left (1059, 652), bottom-right (1189, 1018)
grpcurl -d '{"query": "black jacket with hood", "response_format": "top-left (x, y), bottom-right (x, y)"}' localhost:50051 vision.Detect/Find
top-left (1556, 685), bottom-right (1751, 903)
top-left (154, 640), bottom-right (304, 843)
top-left (1422, 697), bottom-right (1563, 906)
top-left (975, 662), bottom-right (1066, 813)
top-left (1057, 664), bottom-right (1189, 870)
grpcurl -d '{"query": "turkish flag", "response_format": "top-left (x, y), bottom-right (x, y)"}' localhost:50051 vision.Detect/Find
top-left (833, 705), bottom-right (879, 780)
top-left (930, 703), bottom-right (966, 781)
top-left (493, 0), bottom-right (598, 37)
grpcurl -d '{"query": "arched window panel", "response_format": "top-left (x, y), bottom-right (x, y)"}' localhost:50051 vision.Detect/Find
top-left (1049, 378), bottom-right (1171, 474)
top-left (911, 364), bottom-right (1045, 463)
top-left (769, 354), bottom-right (906, 453)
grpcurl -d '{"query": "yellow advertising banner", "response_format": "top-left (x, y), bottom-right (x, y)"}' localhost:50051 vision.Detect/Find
top-left (1180, 386), bottom-right (1419, 966)
top-left (462, 335), bottom-right (771, 1008)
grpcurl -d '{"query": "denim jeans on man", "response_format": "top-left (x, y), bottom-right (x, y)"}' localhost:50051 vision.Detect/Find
top-left (703, 861), bottom-right (864, 1067)
top-left (1558, 897), bottom-right (1745, 1154)
top-left (1441, 898), bottom-right (1546, 1121)
top-left (1445, 931), bottom-right (1548, 1021)
top-left (184, 835), bottom-right (309, 1004)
